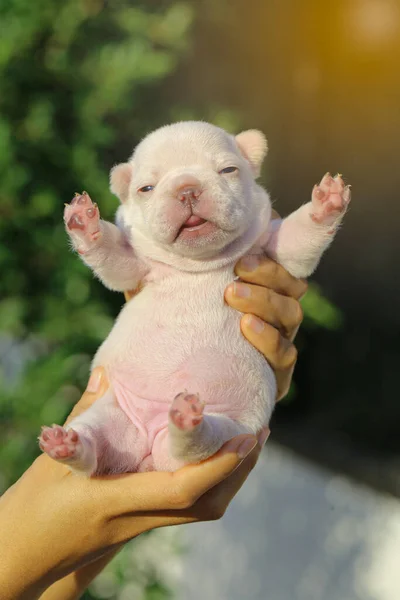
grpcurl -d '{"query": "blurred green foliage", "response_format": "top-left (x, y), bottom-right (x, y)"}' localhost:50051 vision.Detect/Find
top-left (301, 283), bottom-right (342, 331)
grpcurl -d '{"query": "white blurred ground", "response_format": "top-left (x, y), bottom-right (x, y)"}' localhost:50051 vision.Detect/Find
top-left (177, 444), bottom-right (400, 600)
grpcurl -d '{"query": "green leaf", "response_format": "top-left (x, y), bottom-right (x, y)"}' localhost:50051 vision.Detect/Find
top-left (301, 282), bottom-right (343, 330)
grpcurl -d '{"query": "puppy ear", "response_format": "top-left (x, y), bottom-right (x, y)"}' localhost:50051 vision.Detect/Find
top-left (235, 130), bottom-right (268, 178)
top-left (110, 162), bottom-right (133, 203)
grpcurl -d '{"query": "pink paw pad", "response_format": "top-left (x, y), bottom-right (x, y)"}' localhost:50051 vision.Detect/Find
top-left (63, 191), bottom-right (101, 247)
top-left (38, 425), bottom-right (81, 461)
top-left (169, 392), bottom-right (205, 431)
top-left (311, 173), bottom-right (351, 226)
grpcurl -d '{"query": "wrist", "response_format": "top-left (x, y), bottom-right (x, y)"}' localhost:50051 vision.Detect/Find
top-left (0, 557), bottom-right (49, 600)
top-left (0, 463), bottom-right (97, 597)
top-left (0, 491), bottom-right (51, 599)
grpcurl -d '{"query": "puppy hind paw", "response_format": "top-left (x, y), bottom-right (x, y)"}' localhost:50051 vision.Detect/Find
top-left (39, 425), bottom-right (82, 461)
top-left (169, 392), bottom-right (205, 432)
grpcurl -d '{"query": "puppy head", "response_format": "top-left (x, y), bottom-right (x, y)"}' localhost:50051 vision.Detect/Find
top-left (111, 121), bottom-right (269, 260)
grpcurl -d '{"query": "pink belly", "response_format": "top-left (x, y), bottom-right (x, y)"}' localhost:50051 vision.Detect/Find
top-left (109, 348), bottom-right (261, 442)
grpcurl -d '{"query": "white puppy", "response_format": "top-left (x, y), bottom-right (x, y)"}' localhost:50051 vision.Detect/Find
top-left (39, 121), bottom-right (350, 475)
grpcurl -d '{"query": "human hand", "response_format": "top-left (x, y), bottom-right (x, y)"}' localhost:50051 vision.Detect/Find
top-left (0, 368), bottom-right (266, 600)
top-left (225, 254), bottom-right (307, 400)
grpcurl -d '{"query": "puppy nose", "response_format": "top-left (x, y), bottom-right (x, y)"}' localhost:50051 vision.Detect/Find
top-left (173, 176), bottom-right (202, 202)
top-left (178, 186), bottom-right (201, 202)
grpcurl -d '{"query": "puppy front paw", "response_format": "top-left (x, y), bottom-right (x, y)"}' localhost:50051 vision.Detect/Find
top-left (311, 173), bottom-right (351, 227)
top-left (64, 191), bottom-right (101, 253)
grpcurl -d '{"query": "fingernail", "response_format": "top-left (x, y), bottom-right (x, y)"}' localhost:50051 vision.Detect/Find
top-left (233, 282), bottom-right (251, 298)
top-left (258, 428), bottom-right (270, 447)
top-left (239, 255), bottom-right (259, 271)
top-left (87, 369), bottom-right (102, 393)
top-left (222, 436), bottom-right (257, 458)
top-left (245, 314), bottom-right (265, 334)
top-left (237, 437), bottom-right (258, 459)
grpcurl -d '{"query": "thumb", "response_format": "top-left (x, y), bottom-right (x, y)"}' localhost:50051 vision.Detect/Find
top-left (99, 434), bottom-right (258, 517)
top-left (64, 367), bottom-right (109, 425)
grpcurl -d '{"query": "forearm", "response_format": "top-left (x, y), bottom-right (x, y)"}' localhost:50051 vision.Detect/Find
top-left (0, 460), bottom-right (118, 600)
top-left (79, 220), bottom-right (147, 291)
top-left (0, 545), bottom-right (120, 600)
top-left (0, 487), bottom-right (55, 600)
top-left (0, 520), bottom-right (120, 600)
top-left (264, 204), bottom-right (335, 278)
top-left (64, 193), bottom-right (148, 291)
top-left (264, 173), bottom-right (350, 278)
top-left (39, 548), bottom-right (121, 600)
top-left (0, 548), bottom-right (51, 600)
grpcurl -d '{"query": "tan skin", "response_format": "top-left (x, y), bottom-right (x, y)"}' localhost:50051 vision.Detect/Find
top-left (0, 253), bottom-right (306, 600)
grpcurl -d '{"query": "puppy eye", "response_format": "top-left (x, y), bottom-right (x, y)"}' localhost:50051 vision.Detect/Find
top-left (219, 166), bottom-right (238, 174)
top-left (138, 185), bottom-right (155, 193)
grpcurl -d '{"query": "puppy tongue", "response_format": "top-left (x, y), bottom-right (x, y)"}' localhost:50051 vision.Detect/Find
top-left (183, 215), bottom-right (206, 227)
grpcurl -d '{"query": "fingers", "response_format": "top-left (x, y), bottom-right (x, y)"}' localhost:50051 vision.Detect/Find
top-left (240, 319), bottom-right (297, 372)
top-left (64, 367), bottom-right (109, 425)
top-left (191, 427), bottom-right (270, 521)
top-left (170, 435), bottom-right (259, 507)
top-left (239, 319), bottom-right (297, 400)
top-left (234, 255), bottom-right (308, 300)
top-left (227, 256), bottom-right (304, 400)
top-left (97, 434), bottom-right (258, 523)
top-left (111, 431), bottom-right (265, 532)
top-left (225, 281), bottom-right (303, 339)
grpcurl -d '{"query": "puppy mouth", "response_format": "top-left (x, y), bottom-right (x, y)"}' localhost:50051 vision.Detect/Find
top-left (176, 214), bottom-right (218, 241)
top-left (180, 215), bottom-right (207, 230)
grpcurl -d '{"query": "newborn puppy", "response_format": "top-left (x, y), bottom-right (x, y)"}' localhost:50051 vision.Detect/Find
top-left (39, 121), bottom-right (350, 475)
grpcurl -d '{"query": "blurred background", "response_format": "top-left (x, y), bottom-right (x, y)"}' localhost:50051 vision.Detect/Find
top-left (0, 0), bottom-right (399, 598)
